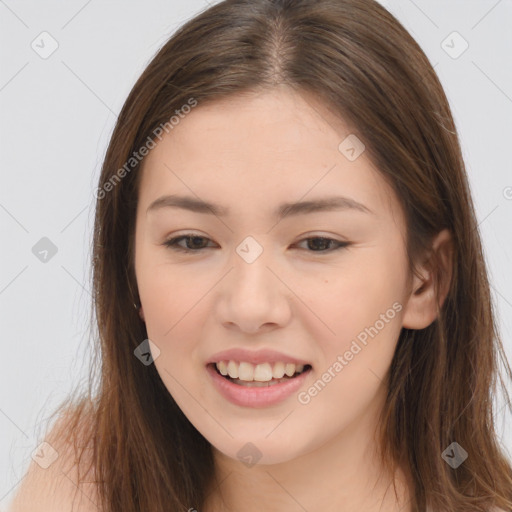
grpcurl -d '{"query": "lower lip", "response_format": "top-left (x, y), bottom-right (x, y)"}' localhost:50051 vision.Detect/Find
top-left (206, 363), bottom-right (311, 408)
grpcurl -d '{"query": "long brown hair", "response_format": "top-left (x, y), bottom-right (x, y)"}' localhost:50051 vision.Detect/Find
top-left (46, 0), bottom-right (512, 510)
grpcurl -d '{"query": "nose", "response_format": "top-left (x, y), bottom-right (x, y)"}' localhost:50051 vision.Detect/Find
top-left (214, 243), bottom-right (292, 334)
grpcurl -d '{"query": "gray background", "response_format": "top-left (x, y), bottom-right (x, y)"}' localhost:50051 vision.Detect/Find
top-left (1, 0), bottom-right (511, 507)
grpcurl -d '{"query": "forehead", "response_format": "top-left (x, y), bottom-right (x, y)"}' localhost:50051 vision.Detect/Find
top-left (137, 88), bottom-right (403, 227)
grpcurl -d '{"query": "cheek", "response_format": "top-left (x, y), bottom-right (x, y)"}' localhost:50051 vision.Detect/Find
top-left (135, 255), bottom-right (208, 399)
top-left (137, 259), bottom-right (210, 409)
top-left (136, 252), bottom-right (207, 339)
top-left (294, 255), bottom-right (406, 431)
top-left (309, 249), bottom-right (407, 365)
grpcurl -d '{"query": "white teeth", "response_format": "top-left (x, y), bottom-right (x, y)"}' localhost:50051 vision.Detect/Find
top-left (254, 363), bottom-right (273, 382)
top-left (272, 361), bottom-right (286, 379)
top-left (214, 360), bottom-right (308, 382)
top-left (238, 362), bottom-right (254, 381)
top-left (227, 360), bottom-right (239, 379)
top-left (217, 360), bottom-right (228, 376)
top-left (285, 363), bottom-right (296, 377)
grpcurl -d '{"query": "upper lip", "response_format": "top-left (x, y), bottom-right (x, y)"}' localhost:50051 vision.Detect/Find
top-left (207, 348), bottom-right (311, 366)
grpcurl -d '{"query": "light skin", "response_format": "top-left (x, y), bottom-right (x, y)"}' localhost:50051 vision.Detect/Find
top-left (134, 86), bottom-right (453, 512)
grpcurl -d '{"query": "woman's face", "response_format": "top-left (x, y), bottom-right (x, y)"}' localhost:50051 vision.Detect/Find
top-left (134, 87), bottom-right (415, 465)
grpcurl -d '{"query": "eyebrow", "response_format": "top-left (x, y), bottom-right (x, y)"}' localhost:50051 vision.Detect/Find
top-left (146, 194), bottom-right (374, 219)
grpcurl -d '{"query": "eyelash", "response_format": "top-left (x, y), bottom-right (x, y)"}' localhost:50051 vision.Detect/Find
top-left (162, 234), bottom-right (351, 254)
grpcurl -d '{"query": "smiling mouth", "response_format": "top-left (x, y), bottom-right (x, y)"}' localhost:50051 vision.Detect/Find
top-left (208, 362), bottom-right (312, 387)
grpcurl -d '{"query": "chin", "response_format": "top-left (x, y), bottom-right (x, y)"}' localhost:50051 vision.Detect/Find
top-left (208, 434), bottom-right (310, 467)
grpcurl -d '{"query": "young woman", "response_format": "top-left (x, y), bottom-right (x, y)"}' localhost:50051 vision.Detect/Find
top-left (10, 0), bottom-right (512, 511)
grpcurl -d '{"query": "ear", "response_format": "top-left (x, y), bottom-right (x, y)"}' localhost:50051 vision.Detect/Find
top-left (139, 305), bottom-right (145, 322)
top-left (401, 229), bottom-right (453, 330)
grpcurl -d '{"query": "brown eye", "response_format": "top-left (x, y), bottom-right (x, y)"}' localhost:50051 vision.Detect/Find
top-left (295, 237), bottom-right (350, 253)
top-left (163, 235), bottom-right (215, 253)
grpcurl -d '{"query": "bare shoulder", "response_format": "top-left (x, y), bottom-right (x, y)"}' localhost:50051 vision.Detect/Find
top-left (8, 401), bottom-right (101, 512)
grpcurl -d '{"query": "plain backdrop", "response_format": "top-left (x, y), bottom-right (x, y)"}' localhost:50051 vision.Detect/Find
top-left (1, 0), bottom-right (511, 507)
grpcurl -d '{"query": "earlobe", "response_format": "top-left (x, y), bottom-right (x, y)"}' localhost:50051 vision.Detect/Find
top-left (139, 305), bottom-right (145, 322)
top-left (401, 229), bottom-right (453, 330)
